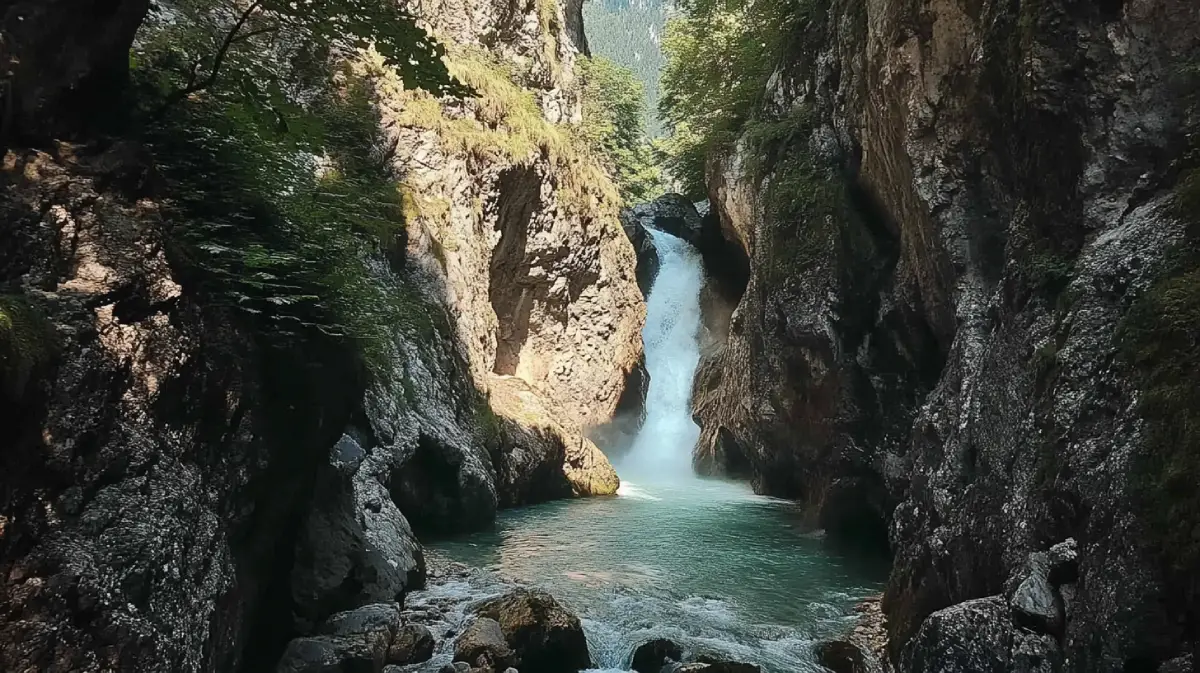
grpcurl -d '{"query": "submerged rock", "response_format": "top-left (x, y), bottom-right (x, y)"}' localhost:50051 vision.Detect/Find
top-left (474, 588), bottom-right (591, 673)
top-left (632, 638), bottom-right (683, 673)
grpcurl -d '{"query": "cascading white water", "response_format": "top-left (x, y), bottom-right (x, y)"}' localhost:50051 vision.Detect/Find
top-left (617, 228), bottom-right (705, 482)
top-left (427, 227), bottom-right (888, 673)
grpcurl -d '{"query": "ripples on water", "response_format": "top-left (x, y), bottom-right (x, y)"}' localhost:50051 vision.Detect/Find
top-left (425, 229), bottom-right (887, 672)
top-left (428, 479), bottom-right (888, 672)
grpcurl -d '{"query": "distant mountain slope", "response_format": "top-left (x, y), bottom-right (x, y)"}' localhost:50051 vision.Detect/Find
top-left (582, 0), bottom-right (669, 137)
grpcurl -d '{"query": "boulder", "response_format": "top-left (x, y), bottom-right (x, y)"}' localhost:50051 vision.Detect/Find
top-left (388, 623), bottom-right (436, 665)
top-left (455, 617), bottom-right (515, 671)
top-left (474, 588), bottom-right (591, 672)
top-left (276, 633), bottom-right (390, 673)
top-left (1008, 552), bottom-right (1063, 635)
top-left (629, 194), bottom-right (706, 246)
top-left (813, 640), bottom-right (882, 673)
top-left (318, 603), bottom-right (403, 639)
top-left (631, 638), bottom-right (683, 673)
top-left (903, 596), bottom-right (1064, 673)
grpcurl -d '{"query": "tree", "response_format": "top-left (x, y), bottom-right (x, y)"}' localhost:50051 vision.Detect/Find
top-left (138, 0), bottom-right (459, 119)
top-left (579, 56), bottom-right (664, 204)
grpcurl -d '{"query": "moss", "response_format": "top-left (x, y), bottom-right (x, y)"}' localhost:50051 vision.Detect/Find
top-left (1023, 246), bottom-right (1076, 298)
top-left (1120, 251), bottom-right (1200, 569)
top-left (0, 295), bottom-right (55, 395)
top-left (474, 397), bottom-right (505, 447)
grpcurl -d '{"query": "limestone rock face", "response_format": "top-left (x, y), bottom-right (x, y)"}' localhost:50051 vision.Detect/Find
top-left (379, 0), bottom-right (646, 434)
top-left (693, 0), bottom-right (1200, 668)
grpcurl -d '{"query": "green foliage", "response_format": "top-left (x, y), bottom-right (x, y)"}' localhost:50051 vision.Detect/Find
top-left (578, 56), bottom-right (664, 204)
top-left (658, 0), bottom-right (819, 196)
top-left (135, 0), bottom-right (459, 118)
top-left (145, 65), bottom-right (436, 369)
top-left (582, 0), bottom-right (669, 137)
top-left (126, 0), bottom-right (461, 374)
top-left (0, 295), bottom-right (55, 394)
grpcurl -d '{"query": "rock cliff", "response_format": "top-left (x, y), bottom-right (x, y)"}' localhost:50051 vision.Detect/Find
top-left (0, 0), bottom-right (640, 668)
top-left (692, 0), bottom-right (1200, 669)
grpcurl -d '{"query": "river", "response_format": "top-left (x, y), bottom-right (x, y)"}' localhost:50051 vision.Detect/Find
top-left (426, 229), bottom-right (887, 672)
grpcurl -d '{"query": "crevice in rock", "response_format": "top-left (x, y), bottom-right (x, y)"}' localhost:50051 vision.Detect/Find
top-left (488, 166), bottom-right (542, 376)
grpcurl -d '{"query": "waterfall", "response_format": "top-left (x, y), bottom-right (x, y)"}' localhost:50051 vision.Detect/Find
top-left (617, 228), bottom-right (705, 482)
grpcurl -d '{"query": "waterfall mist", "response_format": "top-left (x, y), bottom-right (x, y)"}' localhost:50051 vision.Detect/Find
top-left (617, 228), bottom-right (705, 482)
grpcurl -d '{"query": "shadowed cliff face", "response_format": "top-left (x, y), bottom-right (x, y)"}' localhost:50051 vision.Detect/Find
top-left (0, 0), bottom-right (638, 668)
top-left (693, 0), bottom-right (1200, 668)
top-left (0, 0), bottom-right (150, 142)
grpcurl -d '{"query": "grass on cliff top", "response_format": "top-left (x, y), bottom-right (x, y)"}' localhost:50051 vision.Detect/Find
top-left (371, 46), bottom-right (621, 216)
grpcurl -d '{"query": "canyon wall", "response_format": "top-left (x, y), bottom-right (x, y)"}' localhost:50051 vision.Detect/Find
top-left (692, 0), bottom-right (1200, 669)
top-left (0, 0), bottom-right (641, 669)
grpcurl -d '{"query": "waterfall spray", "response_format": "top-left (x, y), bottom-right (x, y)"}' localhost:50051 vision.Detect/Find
top-left (618, 228), bottom-right (705, 482)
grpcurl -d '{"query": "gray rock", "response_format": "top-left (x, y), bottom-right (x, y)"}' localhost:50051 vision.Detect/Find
top-left (388, 623), bottom-right (436, 665)
top-left (318, 603), bottom-right (403, 638)
top-left (1160, 655), bottom-right (1194, 673)
top-left (291, 450), bottom-right (425, 630)
top-left (455, 617), bottom-right (514, 671)
top-left (474, 588), bottom-right (591, 673)
top-left (630, 194), bottom-right (706, 246)
top-left (813, 639), bottom-right (884, 673)
top-left (904, 597), bottom-right (1014, 673)
top-left (276, 632), bottom-right (390, 673)
top-left (1010, 567), bottom-right (1061, 634)
top-left (1047, 538), bottom-right (1079, 585)
top-left (632, 638), bottom-right (682, 673)
top-left (620, 209), bottom-right (661, 295)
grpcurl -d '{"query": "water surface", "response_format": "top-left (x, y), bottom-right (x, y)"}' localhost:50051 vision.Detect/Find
top-left (429, 230), bottom-right (887, 671)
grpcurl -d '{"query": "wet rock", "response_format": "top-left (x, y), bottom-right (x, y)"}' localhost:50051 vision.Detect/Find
top-left (455, 617), bottom-right (515, 671)
top-left (276, 633), bottom-right (390, 673)
top-left (388, 623), bottom-right (435, 665)
top-left (620, 209), bottom-right (661, 295)
top-left (318, 603), bottom-right (403, 639)
top-left (663, 662), bottom-right (760, 673)
top-left (629, 194), bottom-right (706, 246)
top-left (631, 638), bottom-right (683, 673)
top-left (474, 588), bottom-right (591, 672)
top-left (813, 640), bottom-right (881, 673)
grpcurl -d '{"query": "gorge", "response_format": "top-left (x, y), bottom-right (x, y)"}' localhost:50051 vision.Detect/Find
top-left (0, 0), bottom-right (1197, 672)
